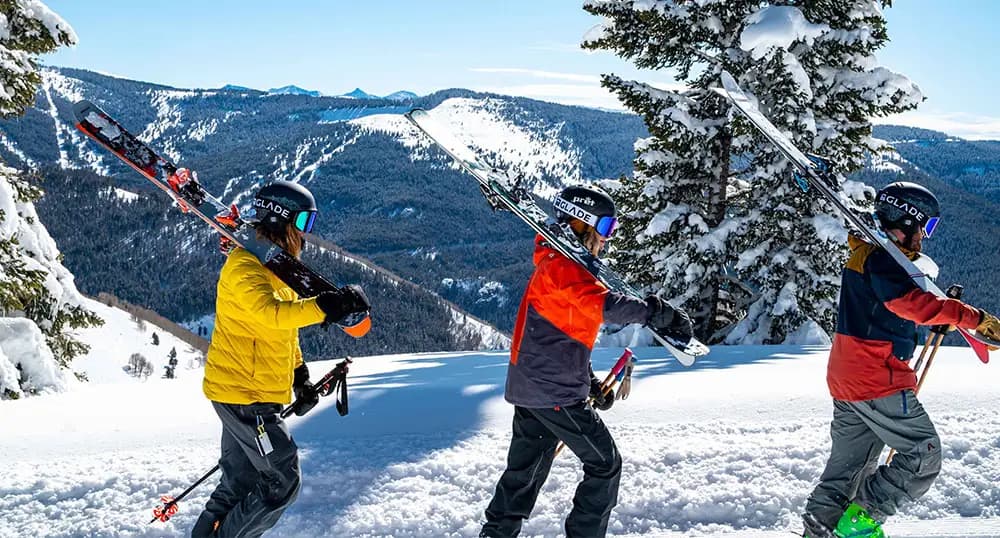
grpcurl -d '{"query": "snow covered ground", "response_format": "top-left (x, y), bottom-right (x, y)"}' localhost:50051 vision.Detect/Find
top-left (3, 343), bottom-right (1000, 537)
top-left (63, 297), bottom-right (204, 387)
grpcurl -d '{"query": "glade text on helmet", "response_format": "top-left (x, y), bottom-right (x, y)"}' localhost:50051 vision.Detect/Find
top-left (254, 198), bottom-right (292, 220)
top-left (878, 193), bottom-right (928, 223)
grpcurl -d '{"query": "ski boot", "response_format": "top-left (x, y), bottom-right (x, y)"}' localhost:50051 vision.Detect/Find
top-left (833, 502), bottom-right (886, 537)
top-left (802, 512), bottom-right (836, 538)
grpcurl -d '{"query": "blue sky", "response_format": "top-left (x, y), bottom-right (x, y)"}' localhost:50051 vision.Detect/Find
top-left (43, 1), bottom-right (1000, 138)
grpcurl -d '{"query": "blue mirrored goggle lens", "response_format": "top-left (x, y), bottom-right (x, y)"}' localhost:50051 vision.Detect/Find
top-left (923, 216), bottom-right (940, 238)
top-left (595, 216), bottom-right (618, 238)
top-left (294, 211), bottom-right (317, 233)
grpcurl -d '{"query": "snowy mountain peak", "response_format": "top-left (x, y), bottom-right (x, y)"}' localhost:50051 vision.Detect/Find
top-left (384, 90), bottom-right (418, 101)
top-left (267, 85), bottom-right (321, 97)
top-left (341, 88), bottom-right (377, 99)
top-left (221, 84), bottom-right (258, 92)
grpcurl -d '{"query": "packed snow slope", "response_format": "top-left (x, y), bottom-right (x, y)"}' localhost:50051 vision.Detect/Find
top-left (2, 344), bottom-right (1000, 537)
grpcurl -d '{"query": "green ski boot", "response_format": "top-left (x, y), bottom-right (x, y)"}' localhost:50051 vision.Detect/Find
top-left (833, 503), bottom-right (886, 538)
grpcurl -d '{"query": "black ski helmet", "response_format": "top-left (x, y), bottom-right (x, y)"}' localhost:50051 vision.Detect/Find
top-left (253, 181), bottom-right (318, 233)
top-left (553, 184), bottom-right (619, 238)
top-left (874, 182), bottom-right (941, 240)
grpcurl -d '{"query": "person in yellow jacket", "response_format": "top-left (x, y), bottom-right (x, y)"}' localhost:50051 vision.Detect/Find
top-left (192, 181), bottom-right (369, 538)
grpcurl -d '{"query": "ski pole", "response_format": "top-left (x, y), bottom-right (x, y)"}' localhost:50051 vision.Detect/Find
top-left (150, 357), bottom-right (352, 524)
top-left (554, 349), bottom-right (634, 458)
top-left (886, 285), bottom-right (963, 464)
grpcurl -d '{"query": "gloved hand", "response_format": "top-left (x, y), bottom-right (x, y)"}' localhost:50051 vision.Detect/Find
top-left (316, 285), bottom-right (371, 325)
top-left (589, 376), bottom-right (614, 411)
top-left (645, 295), bottom-right (694, 340)
top-left (976, 309), bottom-right (1000, 350)
top-left (291, 363), bottom-right (319, 416)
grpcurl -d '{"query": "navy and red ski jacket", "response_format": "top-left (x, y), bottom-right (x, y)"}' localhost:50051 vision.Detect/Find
top-left (828, 236), bottom-right (981, 401)
top-left (505, 236), bottom-right (650, 408)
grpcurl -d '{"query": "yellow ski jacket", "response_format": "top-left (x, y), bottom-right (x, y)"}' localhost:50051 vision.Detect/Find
top-left (203, 247), bottom-right (326, 404)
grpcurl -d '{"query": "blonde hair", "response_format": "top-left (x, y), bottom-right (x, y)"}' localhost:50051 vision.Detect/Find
top-left (256, 222), bottom-right (303, 258)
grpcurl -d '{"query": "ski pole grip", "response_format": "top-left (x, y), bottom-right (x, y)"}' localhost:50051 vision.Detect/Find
top-left (946, 284), bottom-right (964, 300)
top-left (931, 285), bottom-right (964, 335)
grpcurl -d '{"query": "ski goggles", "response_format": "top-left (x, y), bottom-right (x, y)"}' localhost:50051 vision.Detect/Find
top-left (294, 210), bottom-right (317, 233)
top-left (594, 215), bottom-right (619, 238)
top-left (553, 197), bottom-right (619, 239)
top-left (878, 208), bottom-right (940, 240)
top-left (922, 216), bottom-right (940, 238)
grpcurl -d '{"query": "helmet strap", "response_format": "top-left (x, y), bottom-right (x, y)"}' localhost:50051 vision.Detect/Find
top-left (886, 223), bottom-right (921, 252)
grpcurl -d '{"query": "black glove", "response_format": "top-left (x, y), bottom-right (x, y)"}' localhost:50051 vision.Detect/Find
top-left (589, 376), bottom-right (614, 411)
top-left (291, 363), bottom-right (319, 416)
top-left (316, 285), bottom-right (371, 325)
top-left (645, 295), bottom-right (694, 340)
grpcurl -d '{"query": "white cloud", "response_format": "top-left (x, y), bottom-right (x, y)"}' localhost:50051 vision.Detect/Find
top-left (525, 42), bottom-right (586, 53)
top-left (876, 110), bottom-right (1000, 140)
top-left (470, 67), bottom-right (601, 84)
top-left (470, 67), bottom-right (686, 110)
top-left (475, 82), bottom-right (627, 110)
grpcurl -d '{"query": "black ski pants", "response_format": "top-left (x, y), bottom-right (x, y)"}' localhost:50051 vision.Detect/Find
top-left (481, 403), bottom-right (622, 538)
top-left (192, 402), bottom-right (301, 538)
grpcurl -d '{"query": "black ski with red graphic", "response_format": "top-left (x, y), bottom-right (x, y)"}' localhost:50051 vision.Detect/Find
top-left (72, 99), bottom-right (370, 337)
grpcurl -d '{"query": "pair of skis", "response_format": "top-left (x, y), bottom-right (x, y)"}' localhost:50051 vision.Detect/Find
top-left (407, 72), bottom-right (998, 366)
top-left (713, 71), bottom-right (998, 361)
top-left (72, 100), bottom-right (370, 337)
top-left (405, 109), bottom-right (710, 366)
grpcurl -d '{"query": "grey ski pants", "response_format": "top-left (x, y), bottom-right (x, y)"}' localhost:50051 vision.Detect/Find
top-left (805, 390), bottom-right (942, 528)
top-left (191, 402), bottom-right (301, 538)
top-left (481, 403), bottom-right (622, 538)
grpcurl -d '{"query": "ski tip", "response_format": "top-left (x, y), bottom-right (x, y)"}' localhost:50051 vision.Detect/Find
top-left (341, 314), bottom-right (371, 338)
top-left (404, 108), bottom-right (428, 122)
top-left (719, 70), bottom-right (737, 90)
top-left (72, 99), bottom-right (98, 119)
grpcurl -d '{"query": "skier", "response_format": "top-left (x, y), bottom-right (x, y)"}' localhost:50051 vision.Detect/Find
top-left (479, 185), bottom-right (695, 538)
top-left (802, 182), bottom-right (1000, 538)
top-left (191, 181), bottom-right (370, 538)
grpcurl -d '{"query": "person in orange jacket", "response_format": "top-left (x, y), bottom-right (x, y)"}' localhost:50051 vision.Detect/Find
top-left (802, 182), bottom-right (1000, 538)
top-left (192, 181), bottom-right (369, 538)
top-left (480, 185), bottom-right (694, 538)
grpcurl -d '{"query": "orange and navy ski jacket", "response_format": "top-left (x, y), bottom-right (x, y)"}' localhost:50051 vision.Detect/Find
top-left (828, 236), bottom-right (981, 401)
top-left (505, 236), bottom-right (650, 408)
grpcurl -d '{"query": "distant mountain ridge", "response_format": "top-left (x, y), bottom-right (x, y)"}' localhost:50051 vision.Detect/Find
top-left (1, 66), bottom-right (647, 356)
top-left (267, 84), bottom-right (322, 97)
top-left (384, 90), bottom-right (418, 101)
top-left (247, 84), bottom-right (420, 101)
top-left (220, 84), bottom-right (258, 93)
top-left (3, 66), bottom-right (998, 354)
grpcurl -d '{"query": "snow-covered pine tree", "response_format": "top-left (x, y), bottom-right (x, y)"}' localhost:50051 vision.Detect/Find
top-left (583, 0), bottom-right (920, 344)
top-left (583, 1), bottom-right (760, 342)
top-left (0, 0), bottom-right (76, 117)
top-left (0, 1), bottom-right (99, 399)
top-left (725, 2), bottom-right (921, 343)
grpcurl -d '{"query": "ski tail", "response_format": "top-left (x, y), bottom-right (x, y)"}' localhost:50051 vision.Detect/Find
top-left (650, 329), bottom-right (701, 367)
top-left (339, 312), bottom-right (372, 338)
top-left (959, 329), bottom-right (991, 363)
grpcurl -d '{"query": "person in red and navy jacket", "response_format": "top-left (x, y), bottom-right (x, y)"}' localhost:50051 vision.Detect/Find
top-left (479, 185), bottom-right (694, 538)
top-left (802, 182), bottom-right (1000, 537)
